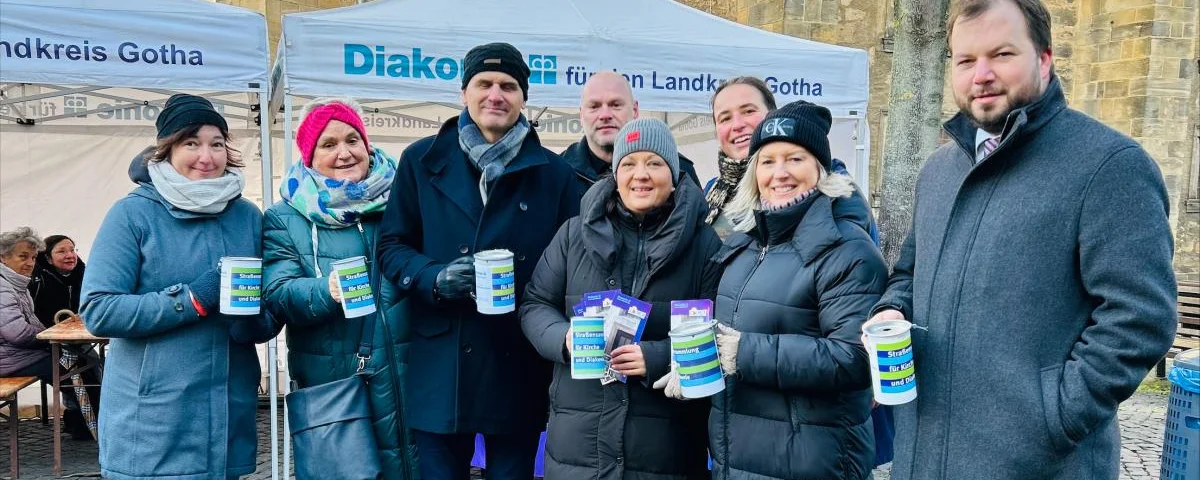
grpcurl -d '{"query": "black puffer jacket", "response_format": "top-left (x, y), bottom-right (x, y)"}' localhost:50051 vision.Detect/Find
top-left (710, 192), bottom-right (887, 480)
top-left (521, 176), bottom-right (723, 480)
top-left (30, 254), bottom-right (85, 328)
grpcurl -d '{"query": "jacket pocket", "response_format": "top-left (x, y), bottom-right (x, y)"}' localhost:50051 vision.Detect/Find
top-left (136, 341), bottom-right (161, 397)
top-left (1039, 365), bottom-right (1079, 453)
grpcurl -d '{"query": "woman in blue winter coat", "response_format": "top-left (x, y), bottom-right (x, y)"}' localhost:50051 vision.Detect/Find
top-left (81, 94), bottom-right (270, 480)
top-left (262, 98), bottom-right (419, 479)
top-left (703, 101), bottom-right (887, 480)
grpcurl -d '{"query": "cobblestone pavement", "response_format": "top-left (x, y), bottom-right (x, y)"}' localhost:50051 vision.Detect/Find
top-left (1, 390), bottom-right (1174, 479)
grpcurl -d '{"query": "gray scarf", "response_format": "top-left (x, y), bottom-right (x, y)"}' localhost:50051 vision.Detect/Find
top-left (147, 160), bottom-right (245, 214)
top-left (457, 111), bottom-right (530, 202)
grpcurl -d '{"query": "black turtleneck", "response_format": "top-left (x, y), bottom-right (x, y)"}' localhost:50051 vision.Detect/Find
top-left (752, 192), bottom-right (821, 247)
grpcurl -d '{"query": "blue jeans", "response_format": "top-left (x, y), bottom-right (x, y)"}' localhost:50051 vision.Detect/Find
top-left (413, 430), bottom-right (540, 480)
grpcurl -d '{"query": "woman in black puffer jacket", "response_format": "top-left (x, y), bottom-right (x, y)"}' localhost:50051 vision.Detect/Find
top-left (521, 118), bottom-right (723, 480)
top-left (704, 101), bottom-right (888, 480)
top-left (30, 235), bottom-right (85, 328)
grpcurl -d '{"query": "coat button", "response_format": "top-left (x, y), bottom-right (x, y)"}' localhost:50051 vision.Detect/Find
top-left (518, 254), bottom-right (526, 261)
top-left (616, 456), bottom-right (624, 465)
top-left (174, 303), bottom-right (184, 312)
top-left (167, 285), bottom-right (181, 294)
top-left (462, 344), bottom-right (473, 354)
top-left (519, 202), bottom-right (528, 211)
top-left (459, 245), bottom-right (469, 254)
top-left (621, 399), bottom-right (628, 406)
top-left (607, 278), bottom-right (616, 286)
top-left (402, 276), bottom-right (411, 285)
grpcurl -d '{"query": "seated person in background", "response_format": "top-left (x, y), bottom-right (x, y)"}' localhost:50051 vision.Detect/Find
top-left (1, 227), bottom-right (97, 440)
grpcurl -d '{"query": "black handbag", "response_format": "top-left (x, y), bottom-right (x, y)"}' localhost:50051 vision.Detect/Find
top-left (285, 226), bottom-right (384, 480)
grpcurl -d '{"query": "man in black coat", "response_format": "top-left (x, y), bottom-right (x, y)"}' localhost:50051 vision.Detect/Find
top-left (562, 71), bottom-right (699, 192)
top-left (377, 42), bottom-right (580, 480)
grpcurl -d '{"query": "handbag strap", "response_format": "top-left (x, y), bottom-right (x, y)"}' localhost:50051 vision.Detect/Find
top-left (310, 221), bottom-right (380, 373)
top-left (352, 221), bottom-right (381, 372)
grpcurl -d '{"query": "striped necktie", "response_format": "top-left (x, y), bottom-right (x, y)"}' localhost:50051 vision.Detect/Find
top-left (981, 137), bottom-right (1000, 158)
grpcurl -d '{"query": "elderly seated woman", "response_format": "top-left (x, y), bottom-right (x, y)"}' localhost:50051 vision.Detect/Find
top-left (0, 226), bottom-right (97, 440)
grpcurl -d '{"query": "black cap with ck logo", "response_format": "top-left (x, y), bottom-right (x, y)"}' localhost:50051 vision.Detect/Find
top-left (749, 100), bottom-right (833, 170)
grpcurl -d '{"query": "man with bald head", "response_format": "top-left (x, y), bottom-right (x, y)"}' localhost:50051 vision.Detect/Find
top-left (562, 72), bottom-right (699, 193)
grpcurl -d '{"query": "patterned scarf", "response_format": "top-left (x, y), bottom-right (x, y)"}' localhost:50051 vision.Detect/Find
top-left (457, 110), bottom-right (530, 202)
top-left (147, 161), bottom-right (245, 214)
top-left (280, 146), bottom-right (398, 229)
top-left (704, 151), bottom-right (749, 225)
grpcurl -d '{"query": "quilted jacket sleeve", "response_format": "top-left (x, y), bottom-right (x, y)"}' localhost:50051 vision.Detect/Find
top-left (261, 207), bottom-right (341, 328)
top-left (0, 290), bottom-right (45, 348)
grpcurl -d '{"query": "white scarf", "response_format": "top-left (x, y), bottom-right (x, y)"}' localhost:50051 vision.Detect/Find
top-left (147, 160), bottom-right (245, 214)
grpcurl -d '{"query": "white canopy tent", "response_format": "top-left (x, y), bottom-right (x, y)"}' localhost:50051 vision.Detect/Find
top-left (266, 0), bottom-right (871, 475)
top-left (0, 0), bottom-right (282, 477)
top-left (271, 0), bottom-right (873, 187)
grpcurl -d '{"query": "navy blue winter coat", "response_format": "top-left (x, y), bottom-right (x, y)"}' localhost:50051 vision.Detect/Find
top-left (377, 117), bottom-right (580, 434)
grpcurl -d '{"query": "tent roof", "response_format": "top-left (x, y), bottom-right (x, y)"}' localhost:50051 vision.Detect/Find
top-left (276, 0), bottom-right (869, 114)
top-left (0, 0), bottom-right (269, 91)
top-left (286, 0), bottom-right (857, 53)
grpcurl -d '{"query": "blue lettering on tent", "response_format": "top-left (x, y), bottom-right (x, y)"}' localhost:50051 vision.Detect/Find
top-left (344, 44), bottom-right (460, 80)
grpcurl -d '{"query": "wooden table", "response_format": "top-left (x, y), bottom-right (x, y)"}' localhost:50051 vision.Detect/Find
top-left (1, 376), bottom-right (38, 479)
top-left (36, 317), bottom-right (107, 477)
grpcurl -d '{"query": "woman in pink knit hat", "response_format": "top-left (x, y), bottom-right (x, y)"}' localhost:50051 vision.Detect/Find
top-left (261, 98), bottom-right (418, 479)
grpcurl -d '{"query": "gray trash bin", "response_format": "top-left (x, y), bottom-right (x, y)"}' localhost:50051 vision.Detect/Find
top-left (1161, 348), bottom-right (1200, 480)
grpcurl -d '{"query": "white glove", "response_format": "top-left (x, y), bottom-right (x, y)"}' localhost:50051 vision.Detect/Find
top-left (652, 365), bottom-right (685, 400)
top-left (715, 323), bottom-right (741, 376)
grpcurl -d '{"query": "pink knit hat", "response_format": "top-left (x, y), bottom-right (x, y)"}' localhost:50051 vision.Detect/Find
top-left (296, 102), bottom-right (370, 167)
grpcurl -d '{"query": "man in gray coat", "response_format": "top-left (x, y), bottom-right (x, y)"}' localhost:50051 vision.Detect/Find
top-left (868, 0), bottom-right (1178, 478)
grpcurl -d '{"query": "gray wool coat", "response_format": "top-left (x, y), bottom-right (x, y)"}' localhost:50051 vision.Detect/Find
top-left (874, 76), bottom-right (1178, 480)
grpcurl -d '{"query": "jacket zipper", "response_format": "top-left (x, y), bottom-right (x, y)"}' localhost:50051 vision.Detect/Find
top-left (632, 220), bottom-right (646, 296)
top-left (721, 243), bottom-right (768, 475)
top-left (731, 244), bottom-right (770, 326)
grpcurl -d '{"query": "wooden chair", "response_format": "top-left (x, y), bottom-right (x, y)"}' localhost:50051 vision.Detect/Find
top-left (1, 376), bottom-right (38, 479)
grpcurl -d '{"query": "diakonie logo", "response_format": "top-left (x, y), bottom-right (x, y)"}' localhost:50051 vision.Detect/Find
top-left (343, 44), bottom-right (558, 85)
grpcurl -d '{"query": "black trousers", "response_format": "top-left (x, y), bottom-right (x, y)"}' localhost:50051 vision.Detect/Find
top-left (412, 429), bottom-right (540, 480)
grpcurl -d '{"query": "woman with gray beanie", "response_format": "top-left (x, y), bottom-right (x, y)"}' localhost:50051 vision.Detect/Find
top-left (521, 118), bottom-right (723, 479)
top-left (81, 94), bottom-right (270, 479)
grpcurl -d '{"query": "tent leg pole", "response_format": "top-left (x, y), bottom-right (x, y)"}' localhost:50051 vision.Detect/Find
top-left (259, 87), bottom-right (280, 480)
top-left (855, 117), bottom-right (870, 203)
top-left (269, 339), bottom-right (279, 480)
top-left (281, 93), bottom-right (295, 479)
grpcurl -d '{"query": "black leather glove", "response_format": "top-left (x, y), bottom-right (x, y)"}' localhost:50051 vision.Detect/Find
top-left (434, 256), bottom-right (476, 302)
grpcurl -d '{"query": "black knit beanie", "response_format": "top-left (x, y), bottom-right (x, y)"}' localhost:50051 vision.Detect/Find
top-left (461, 42), bottom-right (531, 100)
top-left (155, 94), bottom-right (227, 139)
top-left (748, 100), bottom-right (833, 170)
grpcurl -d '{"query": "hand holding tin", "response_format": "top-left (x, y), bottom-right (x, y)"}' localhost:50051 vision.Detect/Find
top-left (715, 323), bottom-right (741, 375)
